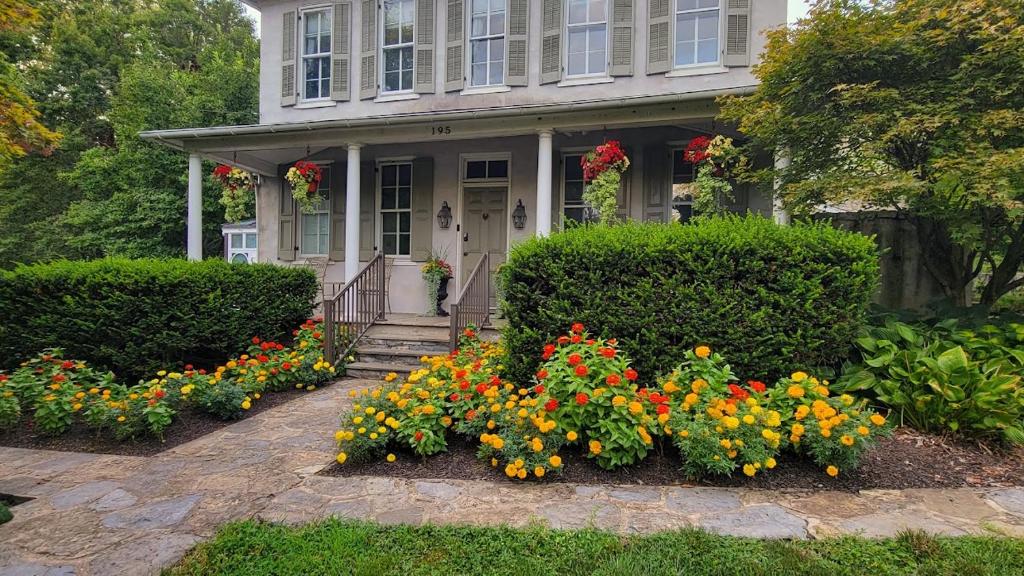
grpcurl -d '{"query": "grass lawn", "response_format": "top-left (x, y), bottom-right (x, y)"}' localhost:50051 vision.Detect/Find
top-left (165, 519), bottom-right (1024, 576)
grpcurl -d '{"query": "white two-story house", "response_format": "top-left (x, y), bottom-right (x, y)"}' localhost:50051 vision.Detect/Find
top-left (142, 0), bottom-right (787, 314)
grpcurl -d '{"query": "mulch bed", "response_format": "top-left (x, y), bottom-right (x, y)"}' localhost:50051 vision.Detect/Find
top-left (322, 428), bottom-right (1024, 492)
top-left (0, 386), bottom-right (322, 457)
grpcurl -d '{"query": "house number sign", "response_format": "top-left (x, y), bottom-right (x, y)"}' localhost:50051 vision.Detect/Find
top-left (431, 125), bottom-right (452, 136)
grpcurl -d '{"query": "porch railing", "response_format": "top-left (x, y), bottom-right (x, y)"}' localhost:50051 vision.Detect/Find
top-left (449, 252), bottom-right (490, 349)
top-left (323, 254), bottom-right (386, 365)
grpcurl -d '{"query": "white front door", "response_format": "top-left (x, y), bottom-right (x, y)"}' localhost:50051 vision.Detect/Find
top-left (461, 186), bottom-right (507, 309)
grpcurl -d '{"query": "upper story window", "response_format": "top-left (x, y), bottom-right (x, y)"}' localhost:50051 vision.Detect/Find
top-left (302, 8), bottom-right (332, 100)
top-left (382, 0), bottom-right (416, 93)
top-left (566, 0), bottom-right (607, 77)
top-left (380, 163), bottom-right (412, 256)
top-left (674, 0), bottom-right (720, 67)
top-left (469, 0), bottom-right (506, 87)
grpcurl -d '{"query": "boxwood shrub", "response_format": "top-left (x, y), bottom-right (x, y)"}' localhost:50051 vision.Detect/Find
top-left (0, 259), bottom-right (316, 381)
top-left (499, 216), bottom-right (880, 384)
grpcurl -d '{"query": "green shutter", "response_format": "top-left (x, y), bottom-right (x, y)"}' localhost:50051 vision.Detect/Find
top-left (282, 10), bottom-right (298, 106)
top-left (331, 2), bottom-right (352, 101)
top-left (610, 0), bottom-right (634, 76)
top-left (278, 179), bottom-right (297, 260)
top-left (539, 0), bottom-right (562, 84)
top-left (329, 166), bottom-right (346, 260)
top-left (410, 157), bottom-right (434, 261)
top-left (359, 161), bottom-right (376, 260)
top-left (647, 0), bottom-right (671, 74)
top-left (414, 0), bottom-right (436, 93)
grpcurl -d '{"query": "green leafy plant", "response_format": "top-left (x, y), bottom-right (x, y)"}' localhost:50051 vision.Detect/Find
top-left (0, 374), bottom-right (21, 429)
top-left (839, 320), bottom-right (1024, 444)
top-left (499, 216), bottom-right (880, 385)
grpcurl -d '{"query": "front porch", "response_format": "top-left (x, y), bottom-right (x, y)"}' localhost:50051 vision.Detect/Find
top-left (142, 94), bottom-right (782, 317)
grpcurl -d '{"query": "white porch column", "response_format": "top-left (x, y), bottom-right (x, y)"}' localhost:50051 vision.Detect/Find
top-left (187, 153), bottom-right (203, 261)
top-left (344, 144), bottom-right (362, 281)
top-left (772, 148), bottom-right (791, 225)
top-left (535, 130), bottom-right (554, 237)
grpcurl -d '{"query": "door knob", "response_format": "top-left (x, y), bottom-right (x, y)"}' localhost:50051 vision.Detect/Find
top-left (463, 233), bottom-right (469, 242)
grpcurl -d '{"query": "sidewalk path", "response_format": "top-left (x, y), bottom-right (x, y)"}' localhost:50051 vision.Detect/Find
top-left (2, 379), bottom-right (1023, 575)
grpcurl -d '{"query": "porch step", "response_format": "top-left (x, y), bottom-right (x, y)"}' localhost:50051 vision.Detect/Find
top-left (355, 347), bottom-right (436, 365)
top-left (346, 361), bottom-right (424, 381)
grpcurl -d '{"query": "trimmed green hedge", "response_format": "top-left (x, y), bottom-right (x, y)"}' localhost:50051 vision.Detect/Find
top-left (499, 216), bottom-right (880, 384)
top-left (0, 259), bottom-right (317, 380)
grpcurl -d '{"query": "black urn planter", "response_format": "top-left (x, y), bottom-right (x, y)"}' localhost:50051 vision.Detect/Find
top-left (435, 276), bottom-right (451, 316)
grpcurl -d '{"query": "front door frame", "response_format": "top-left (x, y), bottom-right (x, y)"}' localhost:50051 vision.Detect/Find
top-left (456, 152), bottom-right (513, 297)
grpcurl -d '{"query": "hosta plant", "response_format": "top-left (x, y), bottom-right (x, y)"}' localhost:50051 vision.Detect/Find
top-left (839, 320), bottom-right (1024, 445)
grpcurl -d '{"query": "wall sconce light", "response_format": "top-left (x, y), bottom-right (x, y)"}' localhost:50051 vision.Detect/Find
top-left (436, 201), bottom-right (452, 229)
top-left (512, 199), bottom-right (527, 230)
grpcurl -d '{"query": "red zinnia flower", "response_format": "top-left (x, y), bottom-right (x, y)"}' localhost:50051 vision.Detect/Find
top-left (544, 399), bottom-right (559, 412)
top-left (464, 328), bottom-right (476, 338)
top-left (574, 365), bottom-right (589, 377)
top-left (600, 347), bottom-right (615, 358)
top-left (184, 364), bottom-right (193, 371)
top-left (606, 374), bottom-right (621, 385)
top-left (61, 361), bottom-right (74, 370)
top-left (414, 431), bottom-right (424, 442)
top-left (455, 369), bottom-right (468, 379)
top-left (450, 393), bottom-right (460, 402)
top-left (543, 344), bottom-right (556, 355)
top-left (252, 336), bottom-right (260, 344)
top-left (557, 336), bottom-right (570, 345)
top-left (154, 389), bottom-right (166, 399)
top-left (534, 385), bottom-right (545, 394)
top-left (476, 382), bottom-right (489, 393)
top-left (575, 392), bottom-right (589, 406)
top-left (536, 369), bottom-right (549, 380)
top-left (567, 354), bottom-right (582, 366)
top-left (282, 362), bottom-right (293, 370)
top-left (624, 368), bottom-right (638, 381)
top-left (465, 409), bottom-right (477, 421)
top-left (656, 404), bottom-right (670, 415)
top-left (571, 322), bottom-right (585, 334)
top-left (459, 381), bottom-right (470, 391)
top-left (748, 380), bottom-right (767, 393)
top-left (571, 335), bottom-right (582, 344)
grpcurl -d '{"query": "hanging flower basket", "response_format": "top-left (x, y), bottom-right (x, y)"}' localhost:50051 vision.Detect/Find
top-left (212, 164), bottom-right (254, 222)
top-left (581, 140), bottom-right (630, 225)
top-left (681, 135), bottom-right (742, 218)
top-left (286, 160), bottom-right (324, 214)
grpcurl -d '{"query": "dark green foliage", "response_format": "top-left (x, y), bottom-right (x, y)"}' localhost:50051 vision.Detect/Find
top-left (190, 382), bottom-right (248, 421)
top-left (0, 259), bottom-right (316, 381)
top-left (0, 502), bottom-right (11, 525)
top-left (499, 216), bottom-right (880, 385)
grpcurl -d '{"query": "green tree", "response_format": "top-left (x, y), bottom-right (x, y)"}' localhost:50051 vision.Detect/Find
top-left (719, 0), bottom-right (1024, 308)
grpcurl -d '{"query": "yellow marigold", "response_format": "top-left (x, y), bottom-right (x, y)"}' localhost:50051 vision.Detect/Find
top-left (628, 401), bottom-right (643, 415)
top-left (719, 439), bottom-right (732, 449)
top-left (117, 416), bottom-right (126, 422)
top-left (612, 395), bottom-right (627, 407)
top-left (765, 457), bottom-right (777, 469)
top-left (549, 455), bottom-right (562, 467)
top-left (722, 416), bottom-right (740, 429)
top-left (566, 431), bottom-right (578, 442)
top-left (678, 429), bottom-right (689, 438)
top-left (742, 414), bottom-right (756, 425)
top-left (870, 413), bottom-right (886, 426)
top-left (517, 468), bottom-right (528, 480)
top-left (334, 430), bottom-right (345, 441)
top-left (663, 381), bottom-right (680, 394)
top-left (840, 435), bottom-right (854, 446)
top-left (787, 385), bottom-right (805, 399)
top-left (791, 423), bottom-right (805, 436)
top-left (684, 393), bottom-right (699, 406)
top-left (492, 437), bottom-right (504, 449)
top-left (816, 386), bottom-right (830, 397)
top-left (695, 345), bottom-right (711, 359)
top-left (491, 458), bottom-right (498, 467)
top-left (826, 465), bottom-right (839, 477)
top-left (384, 372), bottom-right (398, 382)
top-left (743, 464), bottom-right (756, 477)
top-left (857, 426), bottom-right (870, 436)
top-left (589, 439), bottom-right (602, 455)
top-left (534, 466), bottom-right (545, 478)
top-left (532, 438), bottom-right (544, 452)
top-left (337, 452), bottom-right (348, 464)
top-left (386, 453), bottom-right (396, 462)
top-left (691, 379), bottom-right (707, 393)
top-left (791, 371), bottom-right (808, 382)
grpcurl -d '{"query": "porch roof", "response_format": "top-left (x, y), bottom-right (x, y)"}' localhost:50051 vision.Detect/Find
top-left (138, 88), bottom-right (753, 176)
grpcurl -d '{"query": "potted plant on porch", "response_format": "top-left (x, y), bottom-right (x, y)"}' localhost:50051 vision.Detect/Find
top-left (421, 253), bottom-right (454, 317)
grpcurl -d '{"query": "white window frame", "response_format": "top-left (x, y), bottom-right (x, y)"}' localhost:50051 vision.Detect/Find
top-left (380, 0), bottom-right (416, 94)
top-left (226, 231), bottom-right (259, 264)
top-left (377, 161), bottom-right (414, 258)
top-left (298, 166), bottom-right (331, 257)
top-left (560, 150), bottom-right (599, 224)
top-left (565, 0), bottom-right (609, 79)
top-left (300, 6), bottom-right (333, 102)
top-left (467, 0), bottom-right (506, 87)
top-left (673, 0), bottom-right (722, 69)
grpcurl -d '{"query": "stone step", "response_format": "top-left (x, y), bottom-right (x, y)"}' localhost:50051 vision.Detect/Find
top-left (345, 361), bottom-right (423, 381)
top-left (354, 347), bottom-right (433, 366)
top-left (363, 324), bottom-right (450, 343)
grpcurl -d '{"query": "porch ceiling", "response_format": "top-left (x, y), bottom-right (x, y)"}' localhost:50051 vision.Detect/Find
top-left (139, 89), bottom-right (752, 176)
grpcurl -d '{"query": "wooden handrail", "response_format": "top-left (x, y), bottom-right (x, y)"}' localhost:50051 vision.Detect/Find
top-left (323, 253), bottom-right (386, 365)
top-left (449, 252), bottom-right (490, 349)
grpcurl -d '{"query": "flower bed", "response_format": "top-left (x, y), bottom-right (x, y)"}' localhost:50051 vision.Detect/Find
top-left (0, 319), bottom-right (340, 454)
top-left (332, 325), bottom-right (893, 482)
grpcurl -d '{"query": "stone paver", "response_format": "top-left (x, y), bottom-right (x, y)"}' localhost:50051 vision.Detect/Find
top-left (2, 377), bottom-right (1022, 575)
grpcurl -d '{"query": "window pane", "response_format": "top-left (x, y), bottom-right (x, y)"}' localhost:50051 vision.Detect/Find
top-left (318, 213), bottom-right (329, 234)
top-left (471, 63), bottom-right (487, 85)
top-left (698, 0), bottom-right (719, 8)
top-left (320, 33), bottom-right (331, 54)
top-left (491, 37), bottom-right (504, 61)
top-left (472, 39), bottom-right (488, 64)
top-left (383, 212), bottom-right (397, 233)
top-left (472, 0), bottom-right (489, 14)
top-left (245, 234), bottom-right (257, 249)
top-left (402, 69), bottom-right (413, 89)
top-left (588, 47), bottom-right (606, 74)
top-left (488, 160), bottom-right (508, 179)
top-left (472, 15), bottom-right (487, 36)
top-left (399, 211), bottom-right (411, 232)
top-left (231, 234), bottom-right (243, 248)
top-left (697, 39), bottom-right (717, 63)
top-left (381, 165), bottom-right (397, 186)
top-left (490, 12), bottom-right (504, 34)
top-left (568, 29), bottom-right (587, 54)
top-left (383, 234), bottom-right (397, 255)
top-left (382, 186), bottom-right (396, 209)
top-left (231, 253), bottom-right (249, 264)
top-left (697, 12), bottom-right (718, 39)
top-left (564, 207), bottom-right (586, 223)
top-left (385, 24), bottom-right (399, 45)
top-left (489, 60), bottom-right (503, 85)
top-left (385, 71), bottom-right (401, 92)
top-left (401, 47), bottom-right (413, 70)
top-left (466, 160), bottom-right (487, 179)
top-left (589, 0), bottom-right (606, 22)
top-left (398, 163), bottom-right (412, 186)
top-left (565, 155), bottom-right (584, 180)
top-left (401, 21), bottom-right (413, 43)
top-left (305, 36), bottom-right (318, 55)
top-left (568, 52), bottom-right (586, 76)
top-left (491, 0), bottom-right (504, 12)
top-left (677, 0), bottom-right (697, 10)
top-left (398, 186), bottom-right (411, 210)
top-left (306, 80), bottom-right (319, 98)
top-left (385, 48), bottom-right (400, 72)
top-left (399, 234), bottom-right (410, 256)
top-left (568, 0), bottom-right (587, 24)
top-left (306, 13), bottom-right (319, 36)
top-left (564, 182), bottom-right (584, 203)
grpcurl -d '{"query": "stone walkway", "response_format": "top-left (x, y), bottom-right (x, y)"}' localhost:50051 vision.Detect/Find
top-left (2, 379), bottom-right (1023, 575)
